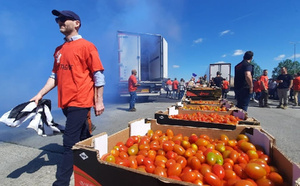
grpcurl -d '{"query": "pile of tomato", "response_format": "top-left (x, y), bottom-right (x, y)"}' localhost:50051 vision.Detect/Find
top-left (183, 105), bottom-right (227, 112)
top-left (190, 100), bottom-right (220, 105)
top-left (101, 129), bottom-right (286, 186)
top-left (169, 112), bottom-right (241, 125)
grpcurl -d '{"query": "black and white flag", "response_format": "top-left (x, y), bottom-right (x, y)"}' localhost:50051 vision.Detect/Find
top-left (0, 99), bottom-right (65, 136)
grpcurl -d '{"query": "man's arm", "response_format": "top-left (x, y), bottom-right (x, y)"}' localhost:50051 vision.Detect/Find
top-left (289, 79), bottom-right (293, 90)
top-left (245, 71), bottom-right (253, 93)
top-left (30, 77), bottom-right (56, 105)
top-left (94, 86), bottom-right (104, 116)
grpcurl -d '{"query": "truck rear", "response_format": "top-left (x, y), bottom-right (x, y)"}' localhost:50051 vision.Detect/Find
top-left (117, 31), bottom-right (168, 98)
top-left (209, 63), bottom-right (232, 87)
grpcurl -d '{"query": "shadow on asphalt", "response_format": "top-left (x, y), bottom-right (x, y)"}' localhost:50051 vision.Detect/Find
top-left (6, 143), bottom-right (63, 179)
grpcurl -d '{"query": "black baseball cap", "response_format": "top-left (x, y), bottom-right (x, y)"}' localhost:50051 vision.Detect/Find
top-left (52, 9), bottom-right (81, 22)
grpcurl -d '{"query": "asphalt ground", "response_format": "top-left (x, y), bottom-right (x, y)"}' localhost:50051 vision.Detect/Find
top-left (0, 91), bottom-right (299, 185)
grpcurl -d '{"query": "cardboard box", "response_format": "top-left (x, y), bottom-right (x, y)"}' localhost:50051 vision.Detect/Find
top-left (72, 119), bottom-right (300, 186)
top-left (154, 106), bottom-right (260, 130)
top-left (185, 87), bottom-right (222, 100)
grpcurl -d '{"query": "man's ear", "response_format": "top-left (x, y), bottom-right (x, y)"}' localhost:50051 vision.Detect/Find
top-left (75, 20), bottom-right (81, 28)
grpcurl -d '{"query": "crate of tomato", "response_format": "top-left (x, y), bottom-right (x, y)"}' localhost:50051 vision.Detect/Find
top-left (73, 118), bottom-right (300, 186)
top-left (185, 87), bottom-right (222, 100)
top-left (155, 106), bottom-right (260, 130)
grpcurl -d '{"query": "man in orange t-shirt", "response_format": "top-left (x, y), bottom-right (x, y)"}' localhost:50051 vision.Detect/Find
top-left (293, 72), bottom-right (300, 106)
top-left (172, 78), bottom-right (179, 99)
top-left (259, 70), bottom-right (270, 107)
top-left (222, 78), bottom-right (230, 99)
top-left (31, 10), bottom-right (105, 186)
top-left (166, 78), bottom-right (172, 98)
top-left (128, 69), bottom-right (140, 111)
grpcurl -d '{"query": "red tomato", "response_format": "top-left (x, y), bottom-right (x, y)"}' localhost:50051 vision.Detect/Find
top-left (166, 150), bottom-right (178, 159)
top-left (136, 154), bottom-right (145, 165)
top-left (149, 140), bottom-right (160, 151)
top-left (234, 180), bottom-right (255, 186)
top-left (143, 157), bottom-right (154, 166)
top-left (128, 156), bottom-right (138, 169)
top-left (125, 137), bottom-right (134, 147)
top-left (145, 163), bottom-right (155, 173)
top-left (268, 172), bottom-right (284, 185)
top-left (223, 162), bottom-right (233, 170)
top-left (167, 163), bottom-right (182, 176)
top-left (188, 156), bottom-right (201, 170)
top-left (200, 163), bottom-right (212, 176)
top-left (166, 129), bottom-right (174, 139)
top-left (154, 166), bottom-right (167, 177)
top-left (181, 171), bottom-right (197, 183)
top-left (176, 155), bottom-right (187, 168)
top-left (245, 163), bottom-right (267, 180)
top-left (173, 144), bottom-right (186, 156)
top-left (212, 164), bottom-right (225, 180)
top-left (162, 140), bottom-right (174, 152)
top-left (204, 172), bottom-right (222, 186)
top-left (233, 164), bottom-right (248, 179)
top-left (166, 159), bottom-right (176, 168)
top-left (224, 169), bottom-right (237, 181)
top-left (168, 175), bottom-right (182, 181)
top-left (240, 141), bottom-right (256, 152)
top-left (119, 151), bottom-right (129, 159)
top-left (255, 177), bottom-right (275, 186)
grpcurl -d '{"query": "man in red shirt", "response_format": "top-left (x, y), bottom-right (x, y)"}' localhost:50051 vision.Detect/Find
top-left (293, 72), bottom-right (300, 106)
top-left (166, 78), bottom-right (172, 98)
top-left (259, 70), bottom-right (270, 107)
top-left (172, 78), bottom-right (179, 99)
top-left (222, 78), bottom-right (230, 99)
top-left (128, 69), bottom-right (140, 111)
top-left (31, 10), bottom-right (105, 186)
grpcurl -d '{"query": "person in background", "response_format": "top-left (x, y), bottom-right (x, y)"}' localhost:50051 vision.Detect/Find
top-left (172, 78), bottom-right (179, 99)
top-left (259, 69), bottom-right (270, 108)
top-left (234, 51), bottom-right (254, 111)
top-left (276, 67), bottom-right (293, 109)
top-left (292, 72), bottom-right (300, 106)
top-left (213, 71), bottom-right (223, 88)
top-left (187, 76), bottom-right (196, 89)
top-left (268, 79), bottom-right (277, 99)
top-left (166, 78), bottom-right (172, 98)
top-left (253, 77), bottom-right (261, 102)
top-left (30, 10), bottom-right (105, 186)
top-left (128, 69), bottom-right (140, 111)
top-left (221, 78), bottom-right (230, 99)
top-left (178, 78), bottom-right (186, 100)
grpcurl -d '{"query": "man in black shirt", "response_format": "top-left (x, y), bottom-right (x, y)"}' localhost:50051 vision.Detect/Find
top-left (213, 71), bottom-right (223, 88)
top-left (234, 51), bottom-right (254, 111)
top-left (276, 67), bottom-right (293, 109)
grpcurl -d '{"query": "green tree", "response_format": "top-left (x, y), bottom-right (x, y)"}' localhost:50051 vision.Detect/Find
top-left (271, 59), bottom-right (300, 79)
top-left (250, 60), bottom-right (262, 79)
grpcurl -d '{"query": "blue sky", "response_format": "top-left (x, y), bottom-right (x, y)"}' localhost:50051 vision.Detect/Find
top-left (0, 0), bottom-right (300, 112)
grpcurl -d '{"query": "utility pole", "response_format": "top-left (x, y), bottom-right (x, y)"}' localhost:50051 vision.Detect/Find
top-left (290, 42), bottom-right (299, 74)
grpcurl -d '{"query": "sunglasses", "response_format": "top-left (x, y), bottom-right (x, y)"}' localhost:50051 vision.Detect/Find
top-left (55, 16), bottom-right (75, 23)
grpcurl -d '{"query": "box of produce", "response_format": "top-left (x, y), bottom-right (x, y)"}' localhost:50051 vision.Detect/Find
top-left (72, 118), bottom-right (300, 186)
top-left (155, 106), bottom-right (260, 130)
top-left (185, 87), bottom-right (222, 100)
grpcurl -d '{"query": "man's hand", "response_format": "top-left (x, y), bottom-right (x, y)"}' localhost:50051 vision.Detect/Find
top-left (30, 93), bottom-right (43, 106)
top-left (94, 102), bottom-right (104, 116)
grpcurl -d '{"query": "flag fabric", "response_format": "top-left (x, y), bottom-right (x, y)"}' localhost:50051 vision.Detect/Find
top-left (0, 99), bottom-right (65, 136)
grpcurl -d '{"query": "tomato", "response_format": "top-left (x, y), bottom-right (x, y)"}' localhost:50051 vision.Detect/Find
top-left (220, 134), bottom-right (229, 145)
top-left (200, 163), bottom-right (211, 176)
top-left (227, 140), bottom-right (237, 147)
top-left (166, 129), bottom-right (174, 139)
top-left (128, 144), bottom-right (139, 156)
top-left (188, 156), bottom-right (201, 170)
top-left (136, 154), bottom-right (145, 165)
top-left (154, 129), bottom-right (163, 137)
top-left (259, 154), bottom-right (271, 164)
top-left (233, 164), bottom-right (248, 179)
top-left (168, 175), bottom-right (182, 181)
top-left (176, 155), bottom-right (187, 168)
top-left (125, 137), bottom-right (134, 147)
top-left (147, 129), bottom-right (154, 137)
top-left (162, 140), bottom-right (174, 152)
top-left (212, 164), bottom-right (225, 180)
top-left (255, 177), bottom-right (275, 186)
top-left (154, 166), bottom-right (167, 177)
top-left (223, 162), bottom-right (233, 170)
top-left (229, 150), bottom-right (240, 163)
top-left (128, 156), bottom-right (138, 169)
top-left (224, 169), bottom-right (237, 180)
top-left (189, 134), bottom-right (199, 144)
top-left (104, 154), bottom-right (115, 163)
top-left (173, 144), bottom-right (186, 155)
top-left (167, 163), bottom-right (182, 176)
top-left (145, 163), bottom-right (155, 173)
top-left (137, 165), bottom-right (146, 172)
top-left (166, 159), bottom-right (176, 168)
top-left (116, 158), bottom-right (130, 167)
top-left (155, 155), bottom-right (167, 164)
top-left (204, 172), bottom-right (222, 186)
top-left (215, 143), bottom-right (226, 153)
top-left (195, 138), bottom-right (209, 147)
top-left (139, 136), bottom-right (150, 145)
top-left (267, 172), bottom-right (283, 185)
top-left (119, 145), bottom-right (128, 153)
top-left (245, 163), bottom-right (267, 180)
top-left (184, 148), bottom-right (196, 158)
top-left (147, 150), bottom-right (157, 161)
top-left (190, 143), bottom-right (198, 152)
top-left (195, 152), bottom-right (206, 163)
top-left (236, 134), bottom-right (249, 142)
top-left (143, 157), bottom-right (154, 166)
top-left (110, 149), bottom-right (120, 158)
top-left (234, 180), bottom-right (255, 186)
top-left (206, 152), bottom-right (217, 166)
top-left (138, 144), bottom-right (150, 151)
top-left (240, 141), bottom-right (256, 152)
top-left (119, 151), bottom-right (129, 159)
top-left (247, 150), bottom-right (259, 160)
top-left (193, 179), bottom-right (204, 185)
top-left (215, 154), bottom-right (224, 165)
top-left (181, 171), bottom-right (197, 182)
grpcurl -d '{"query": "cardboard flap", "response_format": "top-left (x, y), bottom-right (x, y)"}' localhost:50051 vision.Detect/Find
top-left (130, 118), bottom-right (151, 136)
top-left (93, 133), bottom-right (108, 158)
top-left (232, 109), bottom-right (246, 120)
top-left (168, 106), bottom-right (178, 115)
top-left (246, 128), bottom-right (273, 155)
